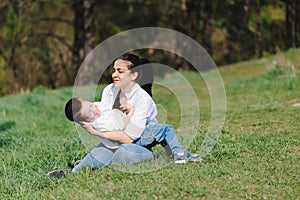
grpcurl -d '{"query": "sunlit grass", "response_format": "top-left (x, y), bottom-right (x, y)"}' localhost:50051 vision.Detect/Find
top-left (0, 48), bottom-right (299, 199)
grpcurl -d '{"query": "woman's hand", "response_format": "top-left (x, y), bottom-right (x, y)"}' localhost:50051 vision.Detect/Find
top-left (80, 121), bottom-right (133, 144)
top-left (80, 121), bottom-right (101, 136)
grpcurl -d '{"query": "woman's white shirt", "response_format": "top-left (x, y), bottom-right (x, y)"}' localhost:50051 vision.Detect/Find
top-left (101, 83), bottom-right (158, 140)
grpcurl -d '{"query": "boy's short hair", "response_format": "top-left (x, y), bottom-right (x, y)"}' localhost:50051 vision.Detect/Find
top-left (65, 98), bottom-right (84, 123)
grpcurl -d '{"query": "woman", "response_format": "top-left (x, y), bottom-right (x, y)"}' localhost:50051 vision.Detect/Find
top-left (47, 53), bottom-right (200, 178)
top-left (77, 53), bottom-right (200, 168)
top-left (72, 53), bottom-right (158, 172)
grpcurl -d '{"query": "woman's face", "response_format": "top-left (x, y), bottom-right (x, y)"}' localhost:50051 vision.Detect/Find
top-left (112, 59), bottom-right (137, 89)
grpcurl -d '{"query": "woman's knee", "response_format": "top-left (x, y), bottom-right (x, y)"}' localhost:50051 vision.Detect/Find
top-left (112, 144), bottom-right (153, 164)
top-left (89, 147), bottom-right (113, 166)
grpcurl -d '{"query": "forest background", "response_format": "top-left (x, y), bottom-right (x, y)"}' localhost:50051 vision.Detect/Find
top-left (0, 0), bottom-right (299, 96)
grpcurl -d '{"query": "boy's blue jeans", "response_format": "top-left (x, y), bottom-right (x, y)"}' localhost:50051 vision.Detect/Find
top-left (134, 124), bottom-right (184, 155)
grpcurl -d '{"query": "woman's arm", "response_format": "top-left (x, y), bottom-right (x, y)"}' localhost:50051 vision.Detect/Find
top-left (80, 122), bottom-right (133, 144)
top-left (101, 83), bottom-right (119, 107)
top-left (120, 104), bottom-right (135, 130)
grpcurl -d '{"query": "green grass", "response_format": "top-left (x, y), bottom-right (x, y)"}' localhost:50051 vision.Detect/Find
top-left (0, 48), bottom-right (299, 199)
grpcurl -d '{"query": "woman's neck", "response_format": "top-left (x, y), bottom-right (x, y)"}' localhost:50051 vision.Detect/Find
top-left (120, 82), bottom-right (136, 95)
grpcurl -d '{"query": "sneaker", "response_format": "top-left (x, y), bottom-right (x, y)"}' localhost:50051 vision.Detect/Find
top-left (174, 150), bottom-right (202, 164)
top-left (46, 170), bottom-right (66, 178)
top-left (74, 160), bottom-right (82, 167)
top-left (186, 152), bottom-right (202, 163)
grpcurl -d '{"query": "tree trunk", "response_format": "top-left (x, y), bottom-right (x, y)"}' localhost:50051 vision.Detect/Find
top-left (202, 0), bottom-right (212, 56)
top-left (72, 0), bottom-right (85, 80)
top-left (242, 0), bottom-right (249, 59)
top-left (71, 0), bottom-right (95, 85)
top-left (285, 0), bottom-right (293, 49)
top-left (83, 0), bottom-right (95, 54)
top-left (256, 0), bottom-right (263, 57)
top-left (7, 3), bottom-right (20, 91)
top-left (295, 0), bottom-right (300, 47)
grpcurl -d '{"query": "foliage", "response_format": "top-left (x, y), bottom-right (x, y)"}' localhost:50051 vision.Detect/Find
top-left (0, 0), bottom-right (299, 96)
top-left (0, 49), bottom-right (299, 199)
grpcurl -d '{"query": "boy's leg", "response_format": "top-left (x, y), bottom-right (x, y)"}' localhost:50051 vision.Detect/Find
top-left (137, 124), bottom-right (184, 155)
top-left (136, 124), bottom-right (202, 164)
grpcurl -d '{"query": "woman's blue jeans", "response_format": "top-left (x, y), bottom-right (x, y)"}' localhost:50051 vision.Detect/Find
top-left (72, 124), bottom-right (183, 173)
top-left (72, 143), bottom-right (153, 172)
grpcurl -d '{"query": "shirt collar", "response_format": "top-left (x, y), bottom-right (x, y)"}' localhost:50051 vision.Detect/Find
top-left (124, 83), bottom-right (139, 99)
top-left (111, 84), bottom-right (120, 98)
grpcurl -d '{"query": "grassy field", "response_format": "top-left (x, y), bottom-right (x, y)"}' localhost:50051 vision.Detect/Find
top-left (0, 49), bottom-right (299, 199)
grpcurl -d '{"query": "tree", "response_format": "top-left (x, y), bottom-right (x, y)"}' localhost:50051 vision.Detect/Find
top-left (201, 0), bottom-right (212, 56)
top-left (0, 1), bottom-right (75, 94)
top-left (71, 0), bottom-right (95, 83)
top-left (295, 0), bottom-right (300, 47)
top-left (0, 0), bottom-right (296, 96)
top-left (256, 0), bottom-right (263, 57)
top-left (285, 0), bottom-right (293, 49)
top-left (242, 0), bottom-right (250, 59)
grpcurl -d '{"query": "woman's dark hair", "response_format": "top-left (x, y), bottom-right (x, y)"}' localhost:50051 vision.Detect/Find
top-left (118, 53), bottom-right (141, 69)
top-left (138, 58), bottom-right (153, 97)
top-left (117, 53), bottom-right (153, 97)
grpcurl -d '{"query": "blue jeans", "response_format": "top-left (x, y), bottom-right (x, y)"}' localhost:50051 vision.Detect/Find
top-left (72, 143), bottom-right (153, 172)
top-left (134, 124), bottom-right (184, 156)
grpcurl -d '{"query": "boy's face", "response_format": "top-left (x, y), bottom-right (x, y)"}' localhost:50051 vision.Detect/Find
top-left (80, 100), bottom-right (101, 122)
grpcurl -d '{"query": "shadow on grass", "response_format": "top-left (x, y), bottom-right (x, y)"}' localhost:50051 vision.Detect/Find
top-left (0, 121), bottom-right (16, 147)
top-left (0, 121), bottom-right (16, 132)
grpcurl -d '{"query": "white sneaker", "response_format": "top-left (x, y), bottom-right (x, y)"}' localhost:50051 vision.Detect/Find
top-left (174, 150), bottom-right (202, 164)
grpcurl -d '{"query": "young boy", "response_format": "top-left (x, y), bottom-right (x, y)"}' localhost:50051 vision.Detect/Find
top-left (65, 97), bottom-right (202, 164)
top-left (65, 97), bottom-right (135, 149)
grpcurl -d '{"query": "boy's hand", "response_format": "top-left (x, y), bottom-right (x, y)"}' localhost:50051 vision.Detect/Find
top-left (120, 104), bottom-right (134, 115)
top-left (119, 96), bottom-right (128, 112)
top-left (125, 104), bottom-right (134, 113)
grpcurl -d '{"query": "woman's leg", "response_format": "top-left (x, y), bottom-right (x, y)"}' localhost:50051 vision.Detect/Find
top-left (111, 144), bottom-right (153, 165)
top-left (72, 143), bottom-right (114, 173)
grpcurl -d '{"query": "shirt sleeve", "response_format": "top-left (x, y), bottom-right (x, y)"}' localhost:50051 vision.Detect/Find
top-left (123, 99), bottom-right (151, 140)
top-left (101, 84), bottom-right (112, 105)
top-left (101, 83), bottom-right (119, 110)
top-left (91, 118), bottom-right (106, 131)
